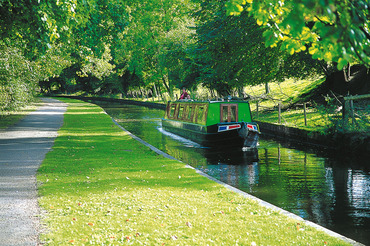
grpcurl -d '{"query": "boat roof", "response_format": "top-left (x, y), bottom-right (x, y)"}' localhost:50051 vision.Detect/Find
top-left (170, 98), bottom-right (250, 104)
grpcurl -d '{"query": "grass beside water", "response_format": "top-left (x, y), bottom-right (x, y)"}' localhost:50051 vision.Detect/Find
top-left (245, 78), bottom-right (332, 131)
top-left (37, 98), bottom-right (350, 245)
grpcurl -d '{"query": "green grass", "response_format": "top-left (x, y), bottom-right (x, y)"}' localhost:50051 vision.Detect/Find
top-left (245, 78), bottom-right (325, 104)
top-left (244, 78), bottom-right (337, 132)
top-left (0, 98), bottom-right (42, 129)
top-left (246, 78), bottom-right (370, 133)
top-left (37, 98), bottom-right (350, 245)
top-left (252, 106), bottom-right (333, 131)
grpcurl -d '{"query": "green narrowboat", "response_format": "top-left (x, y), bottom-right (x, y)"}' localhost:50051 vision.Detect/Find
top-left (161, 99), bottom-right (260, 148)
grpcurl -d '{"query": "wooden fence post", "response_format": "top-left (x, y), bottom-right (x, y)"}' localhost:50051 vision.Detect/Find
top-left (256, 101), bottom-right (259, 118)
top-left (342, 94), bottom-right (370, 129)
top-left (343, 99), bottom-right (349, 129)
top-left (303, 103), bottom-right (307, 126)
top-left (350, 99), bottom-right (355, 120)
top-left (278, 103), bottom-right (281, 124)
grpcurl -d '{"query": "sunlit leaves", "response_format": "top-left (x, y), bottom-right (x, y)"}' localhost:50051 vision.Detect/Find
top-left (194, 0), bottom-right (321, 95)
top-left (226, 0), bottom-right (370, 70)
top-left (0, 45), bottom-right (39, 112)
top-left (121, 0), bottom-right (197, 95)
top-left (225, 0), bottom-right (247, 16)
top-left (78, 44), bottom-right (115, 81)
top-left (0, 0), bottom-right (133, 100)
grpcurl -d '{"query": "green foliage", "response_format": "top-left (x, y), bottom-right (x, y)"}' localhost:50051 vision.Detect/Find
top-left (0, 0), bottom-right (131, 101)
top-left (0, 0), bottom-right (80, 108)
top-left (121, 0), bottom-right (197, 98)
top-left (193, 0), bottom-right (321, 96)
top-left (3, 0), bottom-right (362, 104)
top-left (0, 45), bottom-right (39, 112)
top-left (0, 0), bottom-right (78, 58)
top-left (226, 0), bottom-right (370, 70)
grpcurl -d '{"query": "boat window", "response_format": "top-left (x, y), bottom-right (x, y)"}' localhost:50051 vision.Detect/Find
top-left (169, 104), bottom-right (176, 118)
top-left (222, 105), bottom-right (228, 122)
top-left (188, 106), bottom-right (193, 120)
top-left (197, 106), bottom-right (204, 123)
top-left (178, 105), bottom-right (184, 119)
top-left (230, 105), bottom-right (237, 122)
top-left (221, 104), bottom-right (238, 122)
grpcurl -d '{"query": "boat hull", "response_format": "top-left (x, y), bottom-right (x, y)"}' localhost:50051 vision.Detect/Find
top-left (162, 119), bottom-right (259, 148)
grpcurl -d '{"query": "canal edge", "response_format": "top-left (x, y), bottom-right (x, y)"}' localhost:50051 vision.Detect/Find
top-left (59, 96), bottom-right (369, 157)
top-left (107, 115), bottom-right (364, 246)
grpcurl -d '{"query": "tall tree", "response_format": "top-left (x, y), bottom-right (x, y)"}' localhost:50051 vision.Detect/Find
top-left (0, 0), bottom-right (79, 110)
top-left (193, 0), bottom-right (321, 96)
top-left (121, 0), bottom-right (198, 99)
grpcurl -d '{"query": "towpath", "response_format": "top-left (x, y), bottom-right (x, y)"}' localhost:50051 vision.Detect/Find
top-left (0, 98), bottom-right (66, 246)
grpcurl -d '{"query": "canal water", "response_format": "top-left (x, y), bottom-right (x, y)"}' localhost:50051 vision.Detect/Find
top-left (98, 102), bottom-right (369, 245)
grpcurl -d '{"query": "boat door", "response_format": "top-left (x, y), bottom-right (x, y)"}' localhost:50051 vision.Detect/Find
top-left (220, 104), bottom-right (238, 122)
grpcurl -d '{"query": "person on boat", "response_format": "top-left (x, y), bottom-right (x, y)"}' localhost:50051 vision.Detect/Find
top-left (179, 87), bottom-right (190, 99)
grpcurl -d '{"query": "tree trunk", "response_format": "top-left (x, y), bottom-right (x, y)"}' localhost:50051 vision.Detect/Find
top-left (156, 80), bottom-right (166, 102)
top-left (138, 85), bottom-right (144, 98)
top-left (153, 84), bottom-right (158, 99)
top-left (238, 87), bottom-right (245, 98)
top-left (161, 75), bottom-right (173, 100)
top-left (265, 82), bottom-right (270, 94)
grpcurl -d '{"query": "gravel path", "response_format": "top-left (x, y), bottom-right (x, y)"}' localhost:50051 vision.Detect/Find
top-left (0, 98), bottom-right (67, 246)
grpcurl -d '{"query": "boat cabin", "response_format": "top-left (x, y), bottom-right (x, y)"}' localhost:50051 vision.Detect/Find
top-left (162, 100), bottom-right (259, 148)
top-left (164, 100), bottom-right (254, 127)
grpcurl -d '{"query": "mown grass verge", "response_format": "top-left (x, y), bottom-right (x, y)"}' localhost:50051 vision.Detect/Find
top-left (0, 97), bottom-right (42, 129)
top-left (37, 98), bottom-right (351, 245)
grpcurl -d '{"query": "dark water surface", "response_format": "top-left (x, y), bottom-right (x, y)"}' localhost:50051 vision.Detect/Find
top-left (99, 102), bottom-right (370, 245)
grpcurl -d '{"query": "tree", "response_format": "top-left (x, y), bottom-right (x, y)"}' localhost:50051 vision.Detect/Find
top-left (0, 0), bottom-right (80, 110)
top-left (193, 0), bottom-right (321, 96)
top-left (0, 45), bottom-right (39, 111)
top-left (121, 0), bottom-right (198, 99)
top-left (0, 0), bottom-right (81, 108)
top-left (226, 0), bottom-right (370, 70)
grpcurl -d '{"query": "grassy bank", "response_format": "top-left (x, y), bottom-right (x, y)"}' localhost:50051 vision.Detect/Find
top-left (37, 98), bottom-right (350, 245)
top-left (245, 78), bottom-right (331, 132)
top-left (0, 97), bottom-right (41, 129)
top-left (247, 79), bottom-right (369, 135)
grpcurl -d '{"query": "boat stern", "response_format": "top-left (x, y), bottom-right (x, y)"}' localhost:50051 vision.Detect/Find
top-left (238, 122), bottom-right (260, 148)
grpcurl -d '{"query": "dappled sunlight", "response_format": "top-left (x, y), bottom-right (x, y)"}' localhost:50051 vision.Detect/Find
top-left (66, 103), bottom-right (97, 108)
top-left (65, 111), bottom-right (105, 115)
top-left (29, 111), bottom-right (65, 115)
top-left (0, 132), bottom-right (58, 140)
top-left (58, 131), bottom-right (129, 137)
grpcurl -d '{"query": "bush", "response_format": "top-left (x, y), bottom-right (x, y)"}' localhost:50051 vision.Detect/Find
top-left (0, 45), bottom-right (38, 113)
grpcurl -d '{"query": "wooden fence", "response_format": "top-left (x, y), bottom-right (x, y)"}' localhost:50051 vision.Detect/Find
top-left (255, 101), bottom-right (311, 127)
top-left (342, 94), bottom-right (370, 129)
top-left (253, 94), bottom-right (370, 131)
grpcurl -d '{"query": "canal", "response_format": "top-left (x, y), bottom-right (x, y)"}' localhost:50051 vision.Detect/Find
top-left (98, 102), bottom-right (369, 245)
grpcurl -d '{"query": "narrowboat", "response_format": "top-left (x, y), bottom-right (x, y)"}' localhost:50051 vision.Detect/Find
top-left (161, 99), bottom-right (259, 148)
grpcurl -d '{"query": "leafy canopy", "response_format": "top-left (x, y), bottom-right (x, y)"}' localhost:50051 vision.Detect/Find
top-left (193, 0), bottom-right (321, 96)
top-left (226, 0), bottom-right (370, 70)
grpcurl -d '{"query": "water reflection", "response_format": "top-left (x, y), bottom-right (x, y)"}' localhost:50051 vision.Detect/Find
top-left (99, 102), bottom-right (369, 245)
